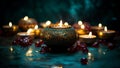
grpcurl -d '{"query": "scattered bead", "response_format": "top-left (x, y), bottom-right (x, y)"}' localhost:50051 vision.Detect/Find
top-left (80, 57), bottom-right (88, 65)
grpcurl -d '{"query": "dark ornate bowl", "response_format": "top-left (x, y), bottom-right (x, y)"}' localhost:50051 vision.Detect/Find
top-left (41, 27), bottom-right (78, 52)
top-left (18, 18), bottom-right (38, 31)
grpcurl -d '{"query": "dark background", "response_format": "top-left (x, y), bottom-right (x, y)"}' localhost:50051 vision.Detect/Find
top-left (0, 0), bottom-right (119, 31)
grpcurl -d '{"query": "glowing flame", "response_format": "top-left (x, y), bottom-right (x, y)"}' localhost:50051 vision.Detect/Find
top-left (34, 25), bottom-right (38, 29)
top-left (104, 26), bottom-right (107, 31)
top-left (88, 32), bottom-right (92, 37)
top-left (78, 21), bottom-right (82, 25)
top-left (58, 20), bottom-right (63, 27)
top-left (99, 32), bottom-right (103, 36)
top-left (64, 22), bottom-right (69, 26)
top-left (81, 24), bottom-right (85, 29)
top-left (98, 23), bottom-right (102, 27)
top-left (27, 28), bottom-right (33, 34)
top-left (9, 22), bottom-right (12, 27)
top-left (46, 20), bottom-right (51, 26)
top-left (24, 16), bottom-right (28, 21)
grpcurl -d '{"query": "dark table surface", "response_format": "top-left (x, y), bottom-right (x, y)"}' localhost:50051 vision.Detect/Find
top-left (0, 35), bottom-right (120, 68)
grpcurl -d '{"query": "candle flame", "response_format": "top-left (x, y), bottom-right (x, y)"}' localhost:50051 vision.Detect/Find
top-left (81, 24), bottom-right (85, 29)
top-left (24, 16), bottom-right (29, 21)
top-left (58, 20), bottom-right (63, 27)
top-left (27, 28), bottom-right (33, 34)
top-left (46, 20), bottom-right (51, 26)
top-left (88, 32), bottom-right (92, 37)
top-left (64, 22), bottom-right (69, 26)
top-left (9, 22), bottom-right (12, 27)
top-left (34, 25), bottom-right (38, 29)
top-left (98, 23), bottom-right (102, 27)
top-left (78, 21), bottom-right (82, 25)
top-left (104, 26), bottom-right (107, 31)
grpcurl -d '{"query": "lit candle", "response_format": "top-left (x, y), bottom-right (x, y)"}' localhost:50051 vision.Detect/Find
top-left (51, 20), bottom-right (71, 28)
top-left (17, 29), bottom-right (34, 37)
top-left (75, 24), bottom-right (87, 35)
top-left (98, 26), bottom-right (116, 39)
top-left (18, 16), bottom-right (38, 31)
top-left (91, 23), bottom-right (104, 35)
top-left (91, 23), bottom-right (104, 30)
top-left (34, 25), bottom-right (41, 38)
top-left (2, 22), bottom-right (18, 36)
top-left (41, 20), bottom-right (51, 28)
top-left (79, 32), bottom-right (96, 43)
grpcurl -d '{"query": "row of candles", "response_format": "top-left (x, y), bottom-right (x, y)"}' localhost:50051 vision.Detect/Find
top-left (2, 16), bottom-right (116, 43)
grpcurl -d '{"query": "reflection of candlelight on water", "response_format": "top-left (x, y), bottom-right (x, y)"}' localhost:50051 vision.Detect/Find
top-left (10, 46), bottom-right (13, 52)
top-left (51, 65), bottom-right (63, 68)
top-left (26, 47), bottom-right (33, 56)
top-left (87, 52), bottom-right (94, 61)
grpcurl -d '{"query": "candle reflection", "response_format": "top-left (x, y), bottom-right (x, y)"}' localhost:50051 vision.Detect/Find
top-left (51, 65), bottom-right (63, 68)
top-left (26, 47), bottom-right (33, 56)
top-left (10, 46), bottom-right (13, 52)
top-left (87, 52), bottom-right (94, 61)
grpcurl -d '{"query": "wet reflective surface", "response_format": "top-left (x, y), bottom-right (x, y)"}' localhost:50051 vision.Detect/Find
top-left (0, 36), bottom-right (120, 68)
